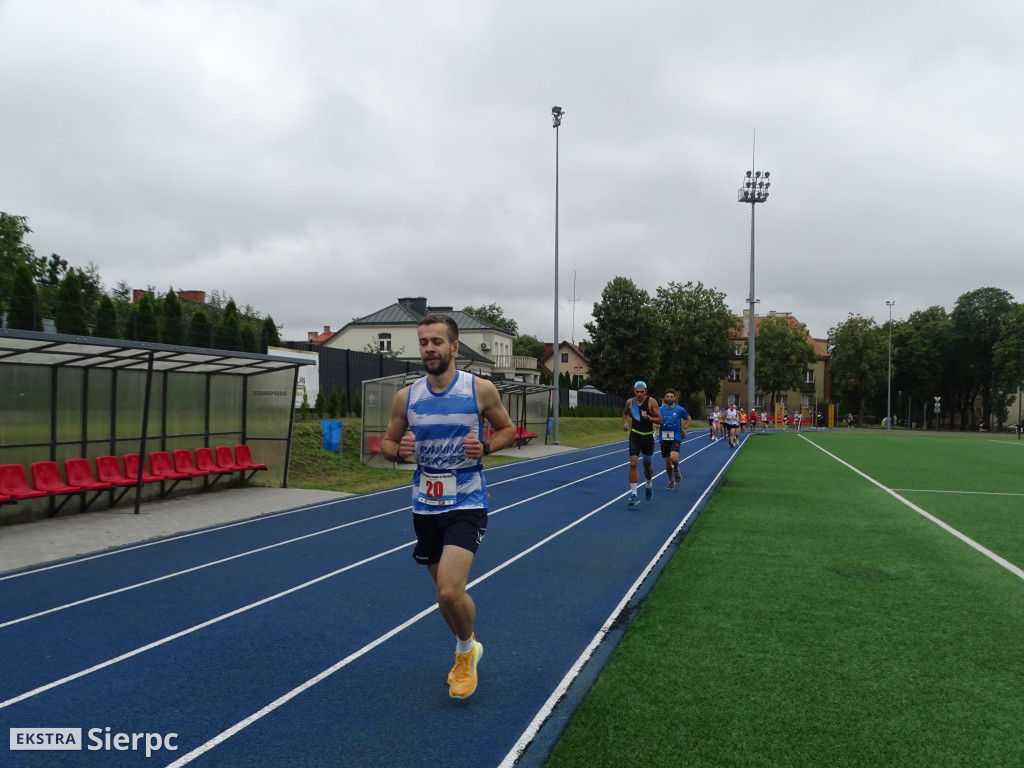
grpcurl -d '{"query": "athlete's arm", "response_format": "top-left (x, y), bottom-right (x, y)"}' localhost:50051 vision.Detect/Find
top-left (646, 397), bottom-right (663, 426)
top-left (467, 379), bottom-right (516, 458)
top-left (380, 386), bottom-right (414, 462)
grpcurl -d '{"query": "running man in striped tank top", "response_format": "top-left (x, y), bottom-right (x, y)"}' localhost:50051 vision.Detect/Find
top-left (381, 313), bottom-right (516, 700)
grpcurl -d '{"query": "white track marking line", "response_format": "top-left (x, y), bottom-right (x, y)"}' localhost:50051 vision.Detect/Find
top-left (892, 489), bottom-right (1024, 497)
top-left (0, 542), bottom-right (413, 711)
top-left (0, 507), bottom-right (410, 628)
top-left (162, 450), bottom-right (728, 768)
top-left (2, 450), bottom-right (623, 624)
top-left (802, 437), bottom-right (1024, 580)
top-left (0, 459), bottom-right (623, 709)
top-left (498, 441), bottom-right (742, 767)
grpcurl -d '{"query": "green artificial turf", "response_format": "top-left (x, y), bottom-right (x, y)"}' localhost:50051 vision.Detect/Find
top-left (546, 431), bottom-right (1024, 768)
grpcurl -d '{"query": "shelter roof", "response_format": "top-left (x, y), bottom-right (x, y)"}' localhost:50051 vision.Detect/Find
top-left (0, 329), bottom-right (303, 376)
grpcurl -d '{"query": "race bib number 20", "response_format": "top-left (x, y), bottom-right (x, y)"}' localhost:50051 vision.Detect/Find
top-left (416, 470), bottom-right (457, 507)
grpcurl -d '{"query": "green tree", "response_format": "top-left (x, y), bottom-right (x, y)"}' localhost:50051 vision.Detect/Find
top-left (135, 293), bottom-right (160, 342)
top-left (328, 386), bottom-right (341, 418)
top-left (42, 253), bottom-right (69, 287)
top-left (828, 314), bottom-right (886, 417)
top-left (55, 269), bottom-right (89, 335)
top-left (161, 289), bottom-right (184, 345)
top-left (0, 213), bottom-right (44, 302)
top-left (261, 315), bottom-right (281, 352)
top-left (189, 309), bottom-right (212, 347)
top-left (462, 303), bottom-right (519, 335)
top-left (891, 306), bottom-right (953, 427)
top-left (94, 294), bottom-right (120, 339)
top-left (993, 303), bottom-right (1024, 427)
top-left (755, 313), bottom-right (818, 406)
top-left (314, 388), bottom-right (326, 419)
top-left (240, 326), bottom-right (259, 353)
top-left (584, 277), bottom-right (658, 397)
top-left (7, 262), bottom-right (43, 331)
top-left (950, 287), bottom-right (1014, 428)
top-left (513, 333), bottom-right (545, 359)
top-left (651, 281), bottom-right (737, 401)
top-left (215, 299), bottom-right (242, 351)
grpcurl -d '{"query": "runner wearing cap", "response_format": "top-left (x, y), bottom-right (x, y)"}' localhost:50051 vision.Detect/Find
top-left (622, 380), bottom-right (662, 507)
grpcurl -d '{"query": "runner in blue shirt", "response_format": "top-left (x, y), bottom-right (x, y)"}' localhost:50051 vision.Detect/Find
top-left (659, 389), bottom-right (691, 490)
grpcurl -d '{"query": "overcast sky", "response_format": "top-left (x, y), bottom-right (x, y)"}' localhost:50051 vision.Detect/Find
top-left (3, 1), bottom-right (1021, 345)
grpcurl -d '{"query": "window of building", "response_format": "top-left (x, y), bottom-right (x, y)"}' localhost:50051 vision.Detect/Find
top-left (734, 344), bottom-right (744, 356)
top-left (805, 369), bottom-right (815, 384)
top-left (561, 353), bottom-right (569, 363)
top-left (378, 333), bottom-right (391, 352)
top-left (728, 368), bottom-right (741, 382)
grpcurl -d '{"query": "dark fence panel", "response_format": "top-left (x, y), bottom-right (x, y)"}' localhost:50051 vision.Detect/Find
top-left (283, 343), bottom-right (626, 416)
top-left (282, 343), bottom-right (421, 408)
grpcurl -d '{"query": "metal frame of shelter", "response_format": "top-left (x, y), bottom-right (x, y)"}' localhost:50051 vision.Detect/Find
top-left (360, 371), bottom-right (553, 466)
top-left (0, 328), bottom-right (302, 518)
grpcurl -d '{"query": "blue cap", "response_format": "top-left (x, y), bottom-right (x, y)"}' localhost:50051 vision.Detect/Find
top-left (634, 381), bottom-right (647, 389)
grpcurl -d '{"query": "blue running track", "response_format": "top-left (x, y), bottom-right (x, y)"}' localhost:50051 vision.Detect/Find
top-left (1, 434), bottom-right (747, 767)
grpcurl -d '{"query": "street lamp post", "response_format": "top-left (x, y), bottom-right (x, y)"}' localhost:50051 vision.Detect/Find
top-left (551, 106), bottom-right (564, 445)
top-left (738, 169), bottom-right (770, 413)
top-left (886, 300), bottom-right (895, 431)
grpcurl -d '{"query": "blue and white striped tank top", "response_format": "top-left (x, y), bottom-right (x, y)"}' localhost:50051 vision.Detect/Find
top-left (406, 371), bottom-right (487, 514)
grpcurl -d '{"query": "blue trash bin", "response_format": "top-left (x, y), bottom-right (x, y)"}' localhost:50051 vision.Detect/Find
top-left (321, 420), bottom-right (342, 451)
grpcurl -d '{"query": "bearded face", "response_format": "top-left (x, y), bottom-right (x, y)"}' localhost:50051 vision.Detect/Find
top-left (419, 322), bottom-right (457, 375)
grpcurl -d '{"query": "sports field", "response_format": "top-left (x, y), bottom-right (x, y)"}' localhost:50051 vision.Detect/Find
top-left (546, 430), bottom-right (1024, 767)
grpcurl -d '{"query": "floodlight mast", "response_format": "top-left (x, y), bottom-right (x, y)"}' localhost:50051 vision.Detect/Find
top-left (551, 106), bottom-right (564, 444)
top-left (886, 300), bottom-right (895, 431)
top-left (738, 168), bottom-right (770, 414)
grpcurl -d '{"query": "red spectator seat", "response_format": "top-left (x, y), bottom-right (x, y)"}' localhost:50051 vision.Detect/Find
top-left (0, 491), bottom-right (13, 506)
top-left (64, 459), bottom-right (113, 491)
top-left (368, 435), bottom-right (382, 453)
top-left (149, 451), bottom-right (190, 480)
top-left (215, 446), bottom-right (247, 471)
top-left (233, 444), bottom-right (267, 470)
top-left (173, 449), bottom-right (210, 477)
top-left (0, 464), bottom-right (48, 499)
top-left (95, 456), bottom-right (137, 487)
top-left (123, 454), bottom-right (163, 483)
top-left (195, 447), bottom-right (233, 475)
top-left (514, 426), bottom-right (537, 445)
top-left (31, 461), bottom-right (82, 496)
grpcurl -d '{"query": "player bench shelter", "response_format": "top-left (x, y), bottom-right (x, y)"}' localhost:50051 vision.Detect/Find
top-left (0, 328), bottom-right (303, 521)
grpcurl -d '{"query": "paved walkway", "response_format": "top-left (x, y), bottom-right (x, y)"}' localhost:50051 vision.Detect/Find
top-left (0, 441), bottom-right (577, 575)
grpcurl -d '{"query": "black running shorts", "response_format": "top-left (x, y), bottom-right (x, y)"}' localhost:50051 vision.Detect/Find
top-left (660, 439), bottom-right (681, 458)
top-left (412, 507), bottom-right (487, 565)
top-left (628, 431), bottom-right (655, 457)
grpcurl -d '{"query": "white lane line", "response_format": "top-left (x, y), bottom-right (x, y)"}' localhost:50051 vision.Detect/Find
top-left (1, 449), bottom-right (623, 625)
top-left (498, 436), bottom-right (742, 767)
top-left (0, 507), bottom-right (410, 628)
top-left (162, 462), bottom-right (635, 767)
top-left (0, 459), bottom-right (625, 710)
top-left (802, 437), bottom-right (1024, 580)
top-left (0, 542), bottom-right (414, 711)
top-left (165, 439), bottom-right (738, 766)
top-left (0, 493), bottom-right (382, 582)
top-left (0, 447), bottom-right (618, 583)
